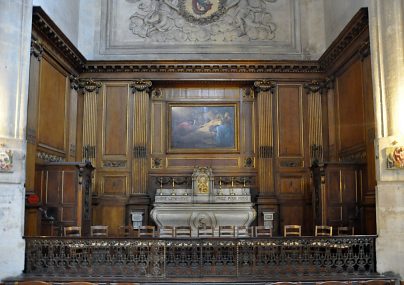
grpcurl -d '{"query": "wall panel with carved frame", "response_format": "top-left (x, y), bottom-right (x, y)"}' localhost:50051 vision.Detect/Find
top-left (150, 84), bottom-right (256, 175)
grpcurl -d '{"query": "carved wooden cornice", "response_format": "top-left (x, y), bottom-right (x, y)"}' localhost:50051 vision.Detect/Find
top-left (83, 61), bottom-right (323, 74)
top-left (319, 8), bottom-right (369, 71)
top-left (32, 7), bottom-right (86, 72)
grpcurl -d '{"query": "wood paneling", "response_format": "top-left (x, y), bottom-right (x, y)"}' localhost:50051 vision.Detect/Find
top-left (101, 175), bottom-right (128, 195)
top-left (166, 157), bottom-right (239, 168)
top-left (336, 60), bottom-right (365, 152)
top-left (38, 59), bottom-right (67, 152)
top-left (150, 102), bottom-right (165, 155)
top-left (279, 174), bottom-right (305, 195)
top-left (103, 84), bottom-right (129, 157)
top-left (277, 85), bottom-right (303, 158)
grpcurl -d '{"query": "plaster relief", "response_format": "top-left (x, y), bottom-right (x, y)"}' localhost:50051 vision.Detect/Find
top-left (101, 0), bottom-right (300, 59)
top-left (127, 0), bottom-right (277, 43)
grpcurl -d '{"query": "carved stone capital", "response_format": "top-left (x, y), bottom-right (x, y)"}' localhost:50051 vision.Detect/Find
top-left (130, 80), bottom-right (152, 93)
top-left (254, 80), bottom-right (276, 94)
top-left (30, 39), bottom-right (44, 61)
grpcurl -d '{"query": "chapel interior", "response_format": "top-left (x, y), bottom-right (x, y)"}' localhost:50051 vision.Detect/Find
top-left (1, 0), bottom-right (404, 284)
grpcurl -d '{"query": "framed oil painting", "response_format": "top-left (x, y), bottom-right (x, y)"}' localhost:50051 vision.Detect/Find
top-left (168, 103), bottom-right (238, 153)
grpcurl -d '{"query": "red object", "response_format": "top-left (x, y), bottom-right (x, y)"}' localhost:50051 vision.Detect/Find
top-left (27, 194), bottom-right (40, 205)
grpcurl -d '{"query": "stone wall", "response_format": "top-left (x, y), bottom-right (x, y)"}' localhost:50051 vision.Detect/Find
top-left (0, 0), bottom-right (32, 280)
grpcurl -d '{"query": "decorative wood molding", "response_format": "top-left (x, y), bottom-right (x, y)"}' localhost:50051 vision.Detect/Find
top-left (279, 159), bottom-right (303, 168)
top-left (254, 80), bottom-right (276, 94)
top-left (37, 151), bottom-right (65, 162)
top-left (244, 157), bottom-right (255, 168)
top-left (242, 87), bottom-right (254, 99)
top-left (84, 61), bottom-right (323, 74)
top-left (30, 39), bottom-right (44, 61)
top-left (130, 80), bottom-right (153, 93)
top-left (341, 151), bottom-right (367, 163)
top-left (151, 88), bottom-right (163, 100)
top-left (72, 78), bottom-right (102, 94)
top-left (303, 80), bottom-right (333, 95)
top-left (32, 7), bottom-right (86, 72)
top-left (82, 145), bottom-right (96, 160)
top-left (318, 8), bottom-right (369, 71)
top-left (151, 158), bottom-right (163, 169)
top-left (103, 160), bottom-right (127, 168)
top-left (358, 40), bottom-right (371, 60)
top-left (69, 144), bottom-right (76, 156)
top-left (259, 146), bottom-right (273, 158)
top-left (133, 146), bottom-right (147, 158)
top-left (26, 128), bottom-right (36, 145)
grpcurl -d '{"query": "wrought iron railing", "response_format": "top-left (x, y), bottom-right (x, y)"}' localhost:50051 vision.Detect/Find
top-left (24, 236), bottom-right (376, 279)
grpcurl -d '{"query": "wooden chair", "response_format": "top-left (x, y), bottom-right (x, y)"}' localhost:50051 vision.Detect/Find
top-left (138, 226), bottom-right (155, 238)
top-left (158, 226), bottom-right (175, 238)
top-left (235, 226), bottom-right (252, 238)
top-left (119, 225), bottom-right (134, 237)
top-left (63, 226), bottom-right (81, 237)
top-left (337, 226), bottom-right (354, 235)
top-left (175, 226), bottom-right (192, 237)
top-left (90, 225), bottom-right (109, 237)
top-left (219, 225), bottom-right (235, 237)
top-left (284, 225), bottom-right (301, 237)
top-left (315, 225), bottom-right (333, 236)
top-left (255, 226), bottom-right (272, 237)
top-left (198, 226), bottom-right (214, 237)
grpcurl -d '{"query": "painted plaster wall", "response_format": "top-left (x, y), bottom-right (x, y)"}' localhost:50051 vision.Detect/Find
top-left (33, 0), bottom-right (81, 47)
top-left (323, 0), bottom-right (369, 47)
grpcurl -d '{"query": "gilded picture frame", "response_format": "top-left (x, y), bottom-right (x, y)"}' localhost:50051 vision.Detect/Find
top-left (168, 103), bottom-right (239, 153)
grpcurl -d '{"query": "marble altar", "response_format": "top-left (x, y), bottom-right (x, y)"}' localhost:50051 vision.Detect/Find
top-left (150, 167), bottom-right (256, 236)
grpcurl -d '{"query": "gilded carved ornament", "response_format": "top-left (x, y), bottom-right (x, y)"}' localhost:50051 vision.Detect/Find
top-left (70, 76), bottom-right (102, 94)
top-left (130, 80), bottom-right (153, 93)
top-left (30, 39), bottom-right (44, 61)
top-left (303, 78), bottom-right (333, 95)
top-left (254, 80), bottom-right (276, 94)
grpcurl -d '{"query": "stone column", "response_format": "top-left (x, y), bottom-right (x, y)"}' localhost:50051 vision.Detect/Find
top-left (0, 0), bottom-right (33, 279)
top-left (369, 0), bottom-right (404, 277)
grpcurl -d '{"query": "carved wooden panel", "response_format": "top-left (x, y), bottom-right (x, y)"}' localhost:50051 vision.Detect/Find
top-left (276, 85), bottom-right (303, 158)
top-left (101, 174), bottom-right (128, 195)
top-left (278, 174), bottom-right (305, 195)
top-left (68, 88), bottom-right (78, 160)
top-left (336, 59), bottom-right (365, 152)
top-left (38, 59), bottom-right (67, 153)
top-left (93, 205), bottom-right (126, 237)
top-left (102, 84), bottom-right (130, 158)
top-left (166, 157), bottom-right (239, 168)
top-left (150, 101), bottom-right (165, 155)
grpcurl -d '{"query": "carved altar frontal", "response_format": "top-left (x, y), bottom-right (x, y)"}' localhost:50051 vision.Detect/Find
top-left (151, 166), bottom-right (256, 236)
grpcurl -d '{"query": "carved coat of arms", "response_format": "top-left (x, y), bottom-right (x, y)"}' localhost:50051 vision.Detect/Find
top-left (178, 0), bottom-right (226, 25)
